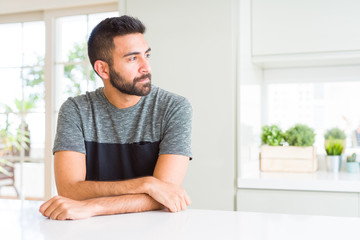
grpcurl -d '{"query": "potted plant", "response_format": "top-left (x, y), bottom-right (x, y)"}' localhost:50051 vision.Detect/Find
top-left (261, 124), bottom-right (284, 146)
top-left (260, 124), bottom-right (317, 172)
top-left (324, 127), bottom-right (346, 141)
top-left (346, 153), bottom-right (359, 173)
top-left (283, 124), bottom-right (315, 147)
top-left (324, 127), bottom-right (346, 149)
top-left (324, 139), bottom-right (344, 172)
top-left (323, 127), bottom-right (346, 172)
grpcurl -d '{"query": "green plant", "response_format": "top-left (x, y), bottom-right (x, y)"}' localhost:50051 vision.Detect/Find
top-left (261, 124), bottom-right (284, 146)
top-left (325, 139), bottom-right (344, 155)
top-left (347, 153), bottom-right (357, 162)
top-left (284, 124), bottom-right (315, 147)
top-left (324, 127), bottom-right (346, 140)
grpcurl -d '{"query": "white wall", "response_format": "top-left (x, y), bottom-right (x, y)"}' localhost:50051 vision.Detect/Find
top-left (124, 0), bottom-right (237, 210)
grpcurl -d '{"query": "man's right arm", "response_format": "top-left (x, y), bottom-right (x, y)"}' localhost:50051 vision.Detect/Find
top-left (54, 150), bottom-right (189, 212)
top-left (55, 151), bottom-right (152, 200)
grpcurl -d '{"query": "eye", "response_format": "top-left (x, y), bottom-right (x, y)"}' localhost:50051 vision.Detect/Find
top-left (129, 56), bottom-right (137, 61)
top-left (145, 53), bottom-right (151, 59)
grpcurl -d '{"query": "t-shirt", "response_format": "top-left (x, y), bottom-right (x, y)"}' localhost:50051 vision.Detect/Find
top-left (53, 85), bottom-right (192, 181)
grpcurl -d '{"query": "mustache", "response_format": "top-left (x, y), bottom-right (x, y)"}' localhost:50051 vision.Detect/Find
top-left (134, 73), bottom-right (152, 83)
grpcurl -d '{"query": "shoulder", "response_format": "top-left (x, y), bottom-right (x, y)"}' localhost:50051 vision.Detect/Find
top-left (59, 88), bottom-right (102, 114)
top-left (149, 85), bottom-right (192, 110)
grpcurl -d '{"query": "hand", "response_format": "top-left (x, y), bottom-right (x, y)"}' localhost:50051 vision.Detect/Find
top-left (39, 196), bottom-right (98, 220)
top-left (146, 178), bottom-right (191, 213)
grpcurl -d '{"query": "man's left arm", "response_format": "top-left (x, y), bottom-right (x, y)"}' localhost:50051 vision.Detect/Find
top-left (39, 154), bottom-right (191, 220)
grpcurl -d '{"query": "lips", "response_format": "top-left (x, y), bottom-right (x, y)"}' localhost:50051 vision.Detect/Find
top-left (134, 73), bottom-right (152, 84)
top-left (137, 78), bottom-right (149, 83)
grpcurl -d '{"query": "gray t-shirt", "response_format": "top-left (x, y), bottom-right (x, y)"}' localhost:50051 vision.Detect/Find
top-left (53, 85), bottom-right (192, 181)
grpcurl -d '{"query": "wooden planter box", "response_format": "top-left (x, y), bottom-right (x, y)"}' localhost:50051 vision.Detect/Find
top-left (260, 146), bottom-right (317, 173)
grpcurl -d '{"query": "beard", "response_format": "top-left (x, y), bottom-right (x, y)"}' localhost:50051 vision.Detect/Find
top-left (109, 67), bottom-right (152, 96)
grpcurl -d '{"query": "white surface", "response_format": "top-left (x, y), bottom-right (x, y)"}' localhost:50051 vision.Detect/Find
top-left (1, 199), bottom-right (360, 240)
top-left (238, 171), bottom-right (360, 192)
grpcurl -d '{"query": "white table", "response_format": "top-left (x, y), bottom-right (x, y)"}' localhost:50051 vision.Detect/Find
top-left (1, 199), bottom-right (360, 240)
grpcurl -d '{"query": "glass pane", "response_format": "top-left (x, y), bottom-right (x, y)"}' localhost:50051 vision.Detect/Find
top-left (15, 162), bottom-right (44, 199)
top-left (0, 23), bottom-right (22, 67)
top-left (56, 15), bottom-right (87, 62)
top-left (0, 114), bottom-right (6, 131)
top-left (86, 63), bottom-right (102, 91)
top-left (55, 63), bottom-right (88, 110)
top-left (268, 83), bottom-right (314, 129)
top-left (64, 63), bottom-right (88, 96)
top-left (55, 11), bottom-right (118, 111)
top-left (0, 113), bottom-right (21, 155)
top-left (23, 66), bottom-right (45, 112)
top-left (267, 81), bottom-right (360, 151)
top-left (23, 21), bottom-right (45, 66)
top-left (54, 64), bottom-right (66, 110)
top-left (94, 73), bottom-right (103, 89)
top-left (25, 113), bottom-right (45, 159)
top-left (0, 68), bottom-right (22, 112)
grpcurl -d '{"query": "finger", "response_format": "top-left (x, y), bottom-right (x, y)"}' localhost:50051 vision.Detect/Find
top-left (43, 198), bottom-right (65, 218)
top-left (161, 199), bottom-right (172, 212)
top-left (184, 193), bottom-right (191, 206)
top-left (57, 212), bottom-right (72, 221)
top-left (39, 196), bottom-right (59, 215)
top-left (175, 198), bottom-right (181, 212)
top-left (168, 203), bottom-right (177, 213)
top-left (49, 208), bottom-right (62, 220)
top-left (56, 209), bottom-right (73, 221)
top-left (180, 197), bottom-right (187, 211)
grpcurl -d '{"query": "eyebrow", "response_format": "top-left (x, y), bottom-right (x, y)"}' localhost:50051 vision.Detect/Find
top-left (123, 48), bottom-right (151, 57)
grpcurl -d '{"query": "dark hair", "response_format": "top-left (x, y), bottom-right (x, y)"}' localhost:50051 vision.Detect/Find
top-left (87, 15), bottom-right (146, 69)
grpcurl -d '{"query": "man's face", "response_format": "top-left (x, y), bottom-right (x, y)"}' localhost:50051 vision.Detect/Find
top-left (109, 33), bottom-right (152, 96)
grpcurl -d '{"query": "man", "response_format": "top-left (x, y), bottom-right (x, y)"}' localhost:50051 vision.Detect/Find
top-left (39, 15), bottom-right (192, 220)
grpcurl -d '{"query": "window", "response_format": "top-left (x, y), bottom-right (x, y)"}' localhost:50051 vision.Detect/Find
top-left (239, 65), bottom-right (360, 175)
top-left (265, 67), bottom-right (360, 154)
top-left (0, 6), bottom-right (118, 200)
top-left (0, 21), bottom-right (45, 199)
top-left (54, 12), bottom-right (118, 111)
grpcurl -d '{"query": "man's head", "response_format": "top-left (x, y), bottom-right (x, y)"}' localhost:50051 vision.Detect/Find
top-left (88, 16), bottom-right (152, 96)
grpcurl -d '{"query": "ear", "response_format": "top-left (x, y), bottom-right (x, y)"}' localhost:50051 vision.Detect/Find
top-left (94, 60), bottom-right (110, 80)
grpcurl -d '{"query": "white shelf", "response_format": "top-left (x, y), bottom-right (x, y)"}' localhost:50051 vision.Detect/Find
top-left (238, 171), bottom-right (360, 193)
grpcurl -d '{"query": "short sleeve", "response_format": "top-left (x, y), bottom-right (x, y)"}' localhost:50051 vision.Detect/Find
top-left (159, 97), bottom-right (192, 159)
top-left (52, 99), bottom-right (86, 154)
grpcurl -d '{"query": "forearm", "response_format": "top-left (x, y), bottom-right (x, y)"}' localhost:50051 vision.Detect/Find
top-left (88, 194), bottom-right (164, 216)
top-left (58, 175), bottom-right (189, 213)
top-left (39, 194), bottom-right (164, 220)
top-left (58, 176), bottom-right (154, 200)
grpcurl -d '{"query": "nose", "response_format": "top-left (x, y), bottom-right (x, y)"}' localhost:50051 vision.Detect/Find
top-left (139, 57), bottom-right (151, 74)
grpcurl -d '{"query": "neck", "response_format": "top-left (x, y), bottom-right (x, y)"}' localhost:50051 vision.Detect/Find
top-left (102, 85), bottom-right (142, 109)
